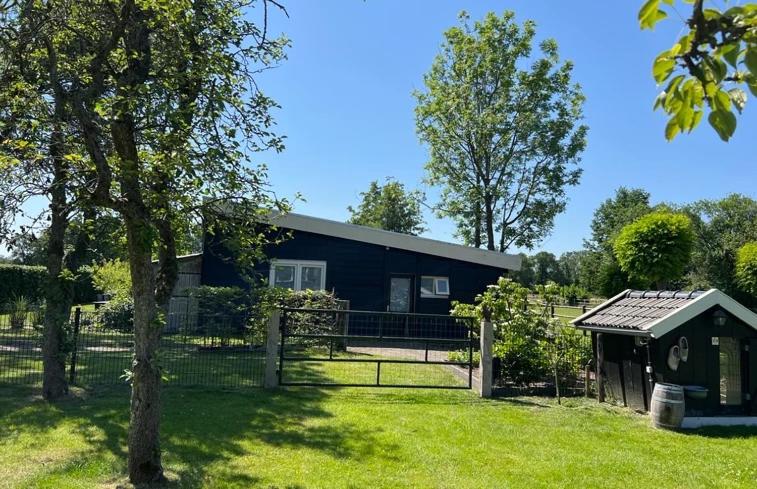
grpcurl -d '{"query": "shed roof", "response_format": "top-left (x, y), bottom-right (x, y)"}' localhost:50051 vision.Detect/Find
top-left (571, 289), bottom-right (757, 338)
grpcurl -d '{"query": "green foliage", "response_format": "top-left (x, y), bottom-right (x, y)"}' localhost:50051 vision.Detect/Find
top-left (0, 264), bottom-right (46, 307)
top-left (9, 296), bottom-right (31, 330)
top-left (347, 179), bottom-right (426, 235)
top-left (578, 188), bottom-right (655, 296)
top-left (735, 242), bottom-right (757, 297)
top-left (451, 278), bottom-right (550, 384)
top-left (95, 295), bottom-right (134, 332)
top-left (415, 11), bottom-right (586, 251)
top-left (684, 194), bottom-right (757, 299)
top-left (558, 284), bottom-right (591, 306)
top-left (192, 286), bottom-right (249, 319)
top-left (640, 1), bottom-right (757, 141)
top-left (614, 212), bottom-right (695, 288)
top-left (586, 187), bottom-right (653, 254)
top-left (91, 259), bottom-right (132, 299)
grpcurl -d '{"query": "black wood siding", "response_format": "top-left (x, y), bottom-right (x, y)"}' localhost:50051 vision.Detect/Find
top-left (596, 307), bottom-right (757, 415)
top-left (201, 228), bottom-right (507, 315)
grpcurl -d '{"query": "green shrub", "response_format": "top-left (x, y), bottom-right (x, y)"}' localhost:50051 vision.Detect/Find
top-left (91, 259), bottom-right (132, 299)
top-left (9, 295), bottom-right (31, 330)
top-left (0, 264), bottom-right (46, 307)
top-left (613, 212), bottom-right (694, 288)
top-left (451, 277), bottom-right (588, 386)
top-left (95, 295), bottom-right (134, 332)
top-left (735, 242), bottom-right (757, 298)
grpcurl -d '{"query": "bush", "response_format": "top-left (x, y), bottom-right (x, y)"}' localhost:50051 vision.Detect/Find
top-left (0, 264), bottom-right (46, 307)
top-left (451, 277), bottom-right (589, 386)
top-left (190, 286), bottom-right (250, 340)
top-left (91, 259), bottom-right (132, 299)
top-left (95, 295), bottom-right (134, 332)
top-left (613, 212), bottom-right (694, 288)
top-left (558, 284), bottom-right (590, 305)
top-left (452, 278), bottom-right (554, 385)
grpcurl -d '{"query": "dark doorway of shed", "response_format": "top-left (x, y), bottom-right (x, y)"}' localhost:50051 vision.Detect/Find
top-left (718, 337), bottom-right (748, 414)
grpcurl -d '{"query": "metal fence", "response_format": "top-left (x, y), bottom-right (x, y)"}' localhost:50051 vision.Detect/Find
top-left (0, 308), bottom-right (266, 388)
top-left (279, 308), bottom-right (476, 389)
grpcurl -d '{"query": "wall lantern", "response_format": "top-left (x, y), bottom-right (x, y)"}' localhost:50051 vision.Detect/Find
top-left (712, 310), bottom-right (728, 327)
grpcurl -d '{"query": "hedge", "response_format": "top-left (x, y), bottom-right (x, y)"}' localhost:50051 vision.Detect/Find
top-left (0, 264), bottom-right (46, 307)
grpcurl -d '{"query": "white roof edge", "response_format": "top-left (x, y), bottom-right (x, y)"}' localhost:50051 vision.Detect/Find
top-left (571, 289), bottom-right (631, 326)
top-left (265, 212), bottom-right (521, 271)
top-left (647, 289), bottom-right (757, 338)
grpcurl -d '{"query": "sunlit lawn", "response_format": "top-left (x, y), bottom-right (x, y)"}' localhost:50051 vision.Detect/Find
top-left (2, 383), bottom-right (757, 488)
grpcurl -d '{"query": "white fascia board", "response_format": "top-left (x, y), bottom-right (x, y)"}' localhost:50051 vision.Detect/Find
top-left (266, 212), bottom-right (521, 271)
top-left (570, 289), bottom-right (631, 327)
top-left (646, 289), bottom-right (757, 338)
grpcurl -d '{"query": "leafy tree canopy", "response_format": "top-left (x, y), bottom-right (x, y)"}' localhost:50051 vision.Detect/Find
top-left (613, 211), bottom-right (695, 288)
top-left (683, 193), bottom-right (757, 296)
top-left (347, 179), bottom-right (426, 235)
top-left (415, 11), bottom-right (586, 251)
top-left (640, 0), bottom-right (757, 141)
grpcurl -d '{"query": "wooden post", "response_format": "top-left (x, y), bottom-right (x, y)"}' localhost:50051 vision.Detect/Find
top-left (596, 332), bottom-right (606, 403)
top-left (584, 361), bottom-right (592, 398)
top-left (479, 320), bottom-right (493, 398)
top-left (264, 310), bottom-right (281, 388)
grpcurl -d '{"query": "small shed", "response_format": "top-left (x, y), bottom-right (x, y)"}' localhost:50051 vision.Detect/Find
top-left (572, 289), bottom-right (757, 416)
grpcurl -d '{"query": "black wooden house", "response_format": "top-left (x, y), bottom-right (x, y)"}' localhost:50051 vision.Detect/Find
top-left (572, 289), bottom-right (757, 416)
top-left (200, 212), bottom-right (521, 316)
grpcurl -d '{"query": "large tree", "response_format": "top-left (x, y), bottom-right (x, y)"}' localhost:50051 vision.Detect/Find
top-left (1, 0), bottom-right (288, 483)
top-left (414, 11), bottom-right (587, 252)
top-left (640, 0), bottom-right (757, 141)
top-left (684, 194), bottom-right (757, 298)
top-left (347, 179), bottom-right (426, 235)
top-left (578, 187), bottom-right (653, 296)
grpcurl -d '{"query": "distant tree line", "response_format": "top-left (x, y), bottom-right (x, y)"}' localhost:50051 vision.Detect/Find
top-left (513, 188), bottom-right (757, 307)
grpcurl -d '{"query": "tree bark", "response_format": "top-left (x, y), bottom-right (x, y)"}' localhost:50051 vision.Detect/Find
top-left (42, 124), bottom-right (71, 400)
top-left (124, 214), bottom-right (164, 483)
top-left (484, 192), bottom-right (495, 251)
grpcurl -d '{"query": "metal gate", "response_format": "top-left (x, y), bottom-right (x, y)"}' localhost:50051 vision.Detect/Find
top-left (278, 308), bottom-right (476, 389)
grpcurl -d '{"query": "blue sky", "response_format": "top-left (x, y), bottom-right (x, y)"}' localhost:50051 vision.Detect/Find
top-left (256, 0), bottom-right (756, 255)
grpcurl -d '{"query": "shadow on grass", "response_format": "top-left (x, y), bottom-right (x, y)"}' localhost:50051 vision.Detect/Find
top-left (0, 359), bottom-right (400, 487)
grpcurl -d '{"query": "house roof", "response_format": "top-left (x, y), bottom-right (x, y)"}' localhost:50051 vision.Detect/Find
top-left (571, 289), bottom-right (757, 338)
top-left (265, 212), bottom-right (521, 271)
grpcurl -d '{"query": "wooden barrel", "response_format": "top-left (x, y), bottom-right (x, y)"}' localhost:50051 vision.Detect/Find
top-left (650, 383), bottom-right (685, 429)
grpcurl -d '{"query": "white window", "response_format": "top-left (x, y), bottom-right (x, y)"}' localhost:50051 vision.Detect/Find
top-left (269, 260), bottom-right (326, 291)
top-left (420, 276), bottom-right (450, 298)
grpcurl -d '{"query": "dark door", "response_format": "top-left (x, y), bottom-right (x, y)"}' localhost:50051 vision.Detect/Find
top-left (386, 275), bottom-right (414, 337)
top-left (718, 336), bottom-right (748, 414)
top-left (388, 275), bottom-right (413, 313)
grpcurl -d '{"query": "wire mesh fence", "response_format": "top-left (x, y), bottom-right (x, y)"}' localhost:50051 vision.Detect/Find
top-left (279, 308), bottom-right (475, 388)
top-left (0, 308), bottom-right (266, 389)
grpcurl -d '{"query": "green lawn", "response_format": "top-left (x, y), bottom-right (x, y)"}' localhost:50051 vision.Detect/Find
top-left (2, 385), bottom-right (757, 488)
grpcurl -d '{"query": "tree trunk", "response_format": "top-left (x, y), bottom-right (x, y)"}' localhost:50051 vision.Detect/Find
top-left (473, 176), bottom-right (482, 248)
top-left (484, 192), bottom-right (495, 251)
top-left (42, 131), bottom-right (71, 400)
top-left (125, 214), bottom-right (164, 484)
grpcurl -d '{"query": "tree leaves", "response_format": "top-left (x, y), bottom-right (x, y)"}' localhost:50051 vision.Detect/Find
top-left (708, 109), bottom-right (737, 141)
top-left (641, 1), bottom-right (756, 141)
top-left (639, 0), bottom-right (667, 30)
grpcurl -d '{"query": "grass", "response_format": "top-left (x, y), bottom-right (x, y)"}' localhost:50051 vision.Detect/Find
top-left (2, 384), bottom-right (757, 488)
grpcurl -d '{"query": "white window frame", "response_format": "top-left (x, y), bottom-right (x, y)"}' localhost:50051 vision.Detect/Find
top-left (269, 259), bottom-right (327, 291)
top-left (420, 276), bottom-right (450, 298)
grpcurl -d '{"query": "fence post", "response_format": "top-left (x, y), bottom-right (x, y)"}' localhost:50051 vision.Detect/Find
top-left (479, 320), bottom-right (493, 398)
top-left (69, 307), bottom-right (81, 385)
top-left (264, 310), bottom-right (281, 388)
